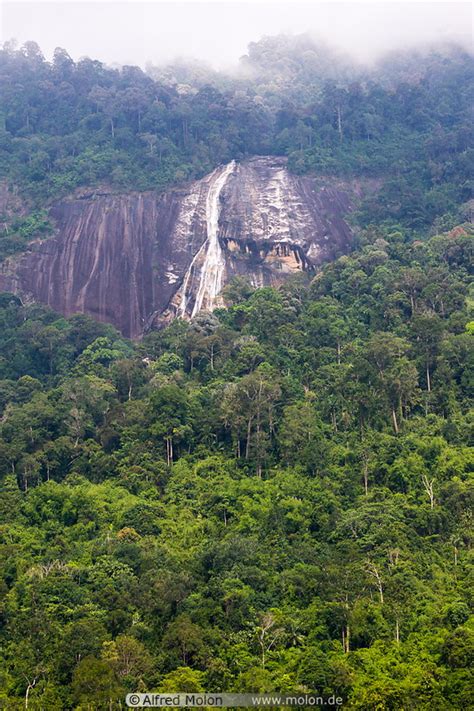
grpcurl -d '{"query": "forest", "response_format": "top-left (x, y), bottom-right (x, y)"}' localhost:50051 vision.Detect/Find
top-left (0, 34), bottom-right (473, 261)
top-left (0, 224), bottom-right (472, 708)
top-left (0, 34), bottom-right (473, 710)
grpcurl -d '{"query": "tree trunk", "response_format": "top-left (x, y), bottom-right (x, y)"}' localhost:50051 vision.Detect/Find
top-left (25, 677), bottom-right (37, 709)
top-left (255, 417), bottom-right (261, 477)
top-left (245, 418), bottom-right (253, 459)
top-left (421, 474), bottom-right (435, 509)
top-left (363, 459), bottom-right (368, 496)
top-left (336, 105), bottom-right (343, 142)
top-left (391, 407), bottom-right (399, 434)
top-left (367, 563), bottom-right (384, 604)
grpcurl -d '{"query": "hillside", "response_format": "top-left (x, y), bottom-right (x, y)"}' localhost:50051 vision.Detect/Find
top-left (0, 223), bottom-right (473, 708)
top-left (0, 37), bottom-right (472, 236)
top-left (0, 34), bottom-right (473, 710)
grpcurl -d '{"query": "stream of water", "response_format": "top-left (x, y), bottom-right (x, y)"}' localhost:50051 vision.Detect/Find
top-left (179, 160), bottom-right (235, 317)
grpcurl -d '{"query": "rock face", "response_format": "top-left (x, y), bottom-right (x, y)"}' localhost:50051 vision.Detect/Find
top-left (0, 157), bottom-right (361, 338)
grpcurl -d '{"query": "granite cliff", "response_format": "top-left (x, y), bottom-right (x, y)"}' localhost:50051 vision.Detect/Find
top-left (0, 157), bottom-right (364, 338)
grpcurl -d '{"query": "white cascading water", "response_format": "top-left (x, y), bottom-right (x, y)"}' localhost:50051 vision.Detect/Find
top-left (179, 160), bottom-right (235, 317)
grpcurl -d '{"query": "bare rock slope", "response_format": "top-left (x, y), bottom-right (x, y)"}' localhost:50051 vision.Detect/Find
top-left (0, 157), bottom-right (364, 338)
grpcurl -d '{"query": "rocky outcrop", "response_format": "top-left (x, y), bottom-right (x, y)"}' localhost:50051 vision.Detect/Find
top-left (0, 157), bottom-right (366, 338)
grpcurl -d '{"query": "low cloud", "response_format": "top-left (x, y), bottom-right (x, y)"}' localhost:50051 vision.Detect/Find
top-left (1, 1), bottom-right (472, 68)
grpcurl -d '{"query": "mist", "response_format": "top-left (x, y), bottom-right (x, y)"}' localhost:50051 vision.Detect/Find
top-left (1, 1), bottom-right (472, 70)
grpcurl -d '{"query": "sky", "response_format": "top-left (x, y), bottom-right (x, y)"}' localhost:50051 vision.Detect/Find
top-left (0, 0), bottom-right (472, 69)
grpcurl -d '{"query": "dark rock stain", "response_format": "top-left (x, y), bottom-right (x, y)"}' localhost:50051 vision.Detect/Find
top-left (0, 157), bottom-right (373, 338)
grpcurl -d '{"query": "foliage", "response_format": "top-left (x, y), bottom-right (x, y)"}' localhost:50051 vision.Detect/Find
top-left (0, 223), bottom-right (472, 708)
top-left (0, 37), bottom-right (472, 262)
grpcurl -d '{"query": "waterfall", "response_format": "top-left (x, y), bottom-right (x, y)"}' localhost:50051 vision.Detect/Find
top-left (179, 160), bottom-right (235, 317)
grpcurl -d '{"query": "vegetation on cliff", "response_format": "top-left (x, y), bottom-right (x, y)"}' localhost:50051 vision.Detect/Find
top-left (0, 222), bottom-right (472, 708)
top-left (0, 36), bottom-right (472, 262)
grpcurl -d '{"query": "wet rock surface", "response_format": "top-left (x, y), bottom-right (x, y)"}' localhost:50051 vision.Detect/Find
top-left (0, 157), bottom-right (367, 338)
